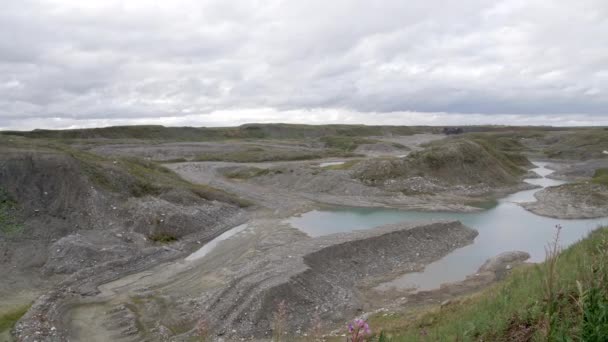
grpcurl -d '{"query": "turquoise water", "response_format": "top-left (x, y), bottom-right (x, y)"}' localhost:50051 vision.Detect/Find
top-left (287, 162), bottom-right (608, 291)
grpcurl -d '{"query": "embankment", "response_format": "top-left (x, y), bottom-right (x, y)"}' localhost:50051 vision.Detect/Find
top-left (203, 220), bottom-right (477, 339)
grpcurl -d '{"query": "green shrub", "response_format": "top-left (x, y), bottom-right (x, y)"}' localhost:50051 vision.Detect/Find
top-left (149, 232), bottom-right (178, 243)
top-left (0, 188), bottom-right (22, 235)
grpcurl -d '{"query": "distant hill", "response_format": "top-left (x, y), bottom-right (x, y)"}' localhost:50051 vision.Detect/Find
top-left (0, 123), bottom-right (588, 142)
top-left (1, 124), bottom-right (431, 141)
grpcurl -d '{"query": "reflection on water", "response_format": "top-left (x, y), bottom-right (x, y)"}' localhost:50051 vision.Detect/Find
top-left (186, 224), bottom-right (248, 261)
top-left (319, 161), bottom-right (345, 167)
top-left (287, 162), bottom-right (608, 291)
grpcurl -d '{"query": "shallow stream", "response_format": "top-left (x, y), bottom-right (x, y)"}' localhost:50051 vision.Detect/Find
top-left (287, 162), bottom-right (608, 291)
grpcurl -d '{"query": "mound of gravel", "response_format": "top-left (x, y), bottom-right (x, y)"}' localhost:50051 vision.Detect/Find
top-left (352, 138), bottom-right (530, 193)
top-left (0, 147), bottom-right (247, 328)
top-left (521, 183), bottom-right (608, 219)
top-left (203, 220), bottom-right (477, 339)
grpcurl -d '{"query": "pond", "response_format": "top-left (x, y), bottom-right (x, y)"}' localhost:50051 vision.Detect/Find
top-left (319, 161), bottom-right (346, 168)
top-left (287, 162), bottom-right (608, 291)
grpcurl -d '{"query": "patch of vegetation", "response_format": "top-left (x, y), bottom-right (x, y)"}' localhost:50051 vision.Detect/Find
top-left (369, 226), bottom-right (608, 341)
top-left (117, 157), bottom-right (252, 207)
top-left (192, 147), bottom-right (358, 163)
top-left (464, 132), bottom-right (538, 152)
top-left (320, 136), bottom-right (378, 152)
top-left (65, 147), bottom-right (251, 206)
top-left (221, 166), bottom-right (273, 179)
top-left (593, 168), bottom-right (608, 186)
top-left (149, 232), bottom-right (178, 243)
top-left (1, 124), bottom-right (426, 142)
top-left (162, 158), bottom-right (188, 163)
top-left (0, 187), bottom-right (23, 235)
top-left (0, 304), bottom-right (30, 333)
top-left (353, 137), bottom-right (529, 186)
top-left (542, 129), bottom-right (608, 160)
top-left (465, 198), bottom-right (499, 210)
top-left (1, 136), bottom-right (250, 208)
top-left (390, 142), bottom-right (409, 150)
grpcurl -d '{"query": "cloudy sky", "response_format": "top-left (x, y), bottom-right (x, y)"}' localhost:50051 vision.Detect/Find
top-left (1, 0), bottom-right (607, 130)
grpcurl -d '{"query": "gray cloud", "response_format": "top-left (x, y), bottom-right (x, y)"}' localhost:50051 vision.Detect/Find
top-left (0, 0), bottom-right (607, 130)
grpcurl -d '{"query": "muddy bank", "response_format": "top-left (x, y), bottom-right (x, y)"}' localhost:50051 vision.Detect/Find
top-left (521, 183), bottom-right (608, 219)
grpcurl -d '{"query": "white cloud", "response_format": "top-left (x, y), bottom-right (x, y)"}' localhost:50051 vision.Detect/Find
top-left (0, 0), bottom-right (607, 129)
top-left (2, 108), bottom-right (607, 131)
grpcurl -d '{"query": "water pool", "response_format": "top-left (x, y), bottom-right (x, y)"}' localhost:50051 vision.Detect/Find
top-left (287, 162), bottom-right (608, 291)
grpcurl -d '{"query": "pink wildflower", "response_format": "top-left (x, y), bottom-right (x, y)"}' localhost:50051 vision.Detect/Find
top-left (347, 318), bottom-right (371, 341)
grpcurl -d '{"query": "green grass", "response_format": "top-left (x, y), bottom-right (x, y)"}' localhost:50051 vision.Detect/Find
top-left (320, 136), bottom-right (379, 152)
top-left (354, 137), bottom-right (528, 187)
top-left (543, 129), bottom-right (608, 160)
top-left (464, 198), bottom-right (499, 210)
top-left (369, 226), bottom-right (608, 341)
top-left (222, 167), bottom-right (274, 179)
top-left (0, 135), bottom-right (250, 208)
top-left (1, 124), bottom-right (425, 142)
top-left (58, 145), bottom-right (251, 207)
top-left (192, 148), bottom-right (358, 163)
top-left (385, 136), bottom-right (529, 184)
top-left (0, 305), bottom-right (30, 333)
top-left (0, 187), bottom-right (22, 235)
top-left (593, 168), bottom-right (608, 186)
top-left (117, 157), bottom-right (251, 207)
top-left (464, 132), bottom-right (542, 152)
top-left (149, 232), bottom-right (178, 243)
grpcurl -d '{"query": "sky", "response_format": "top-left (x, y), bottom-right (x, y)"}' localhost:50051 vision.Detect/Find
top-left (1, 0), bottom-right (607, 130)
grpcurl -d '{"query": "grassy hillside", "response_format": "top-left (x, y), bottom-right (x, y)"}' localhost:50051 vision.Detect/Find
top-left (354, 136), bottom-right (530, 187)
top-left (320, 136), bottom-right (381, 152)
top-left (0, 135), bottom-right (249, 208)
top-left (370, 226), bottom-right (608, 341)
top-left (542, 129), bottom-right (608, 160)
top-left (1, 124), bottom-right (430, 142)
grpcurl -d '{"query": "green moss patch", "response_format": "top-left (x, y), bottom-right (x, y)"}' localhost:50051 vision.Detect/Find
top-left (0, 188), bottom-right (23, 235)
top-left (593, 168), bottom-right (608, 186)
top-left (0, 305), bottom-right (30, 333)
top-left (149, 232), bottom-right (178, 243)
